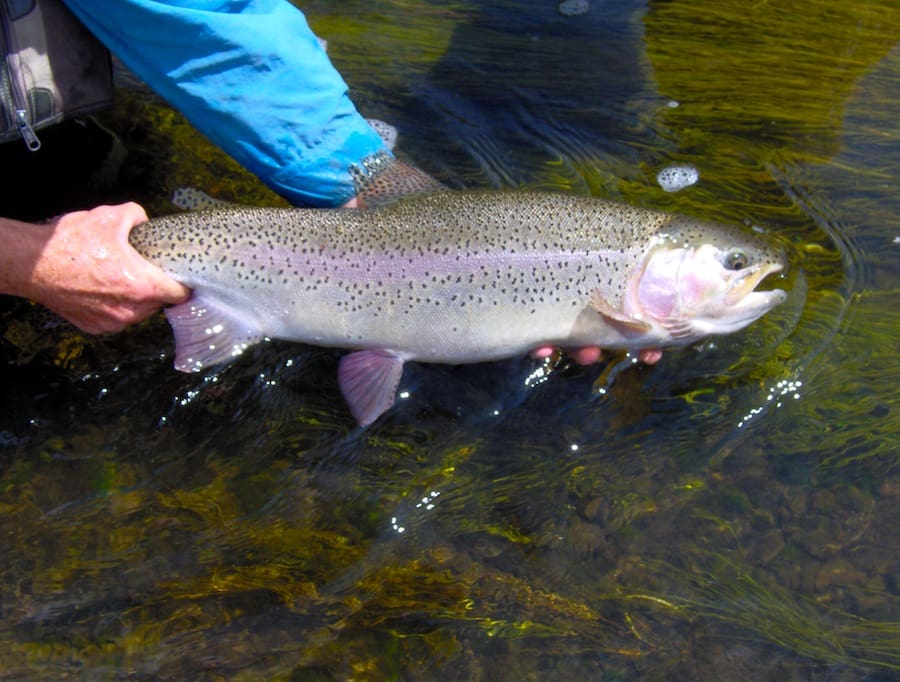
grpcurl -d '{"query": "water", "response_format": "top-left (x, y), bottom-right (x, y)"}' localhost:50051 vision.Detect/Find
top-left (1, 0), bottom-right (897, 678)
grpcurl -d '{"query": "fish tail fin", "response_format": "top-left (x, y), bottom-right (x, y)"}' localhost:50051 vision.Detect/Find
top-left (350, 152), bottom-right (446, 207)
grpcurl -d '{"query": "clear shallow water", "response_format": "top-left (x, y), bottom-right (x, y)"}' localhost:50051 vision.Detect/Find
top-left (1, 1), bottom-right (897, 678)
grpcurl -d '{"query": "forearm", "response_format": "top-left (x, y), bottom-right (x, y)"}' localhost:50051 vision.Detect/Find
top-left (0, 217), bottom-right (47, 300)
top-left (61, 0), bottom-right (388, 207)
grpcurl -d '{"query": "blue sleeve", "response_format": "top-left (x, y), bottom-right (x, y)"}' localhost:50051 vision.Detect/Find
top-left (61, 0), bottom-right (388, 207)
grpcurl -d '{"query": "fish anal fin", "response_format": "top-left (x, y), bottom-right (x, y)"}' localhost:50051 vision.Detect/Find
top-left (589, 290), bottom-right (652, 332)
top-left (164, 295), bottom-right (265, 373)
top-left (338, 349), bottom-right (406, 426)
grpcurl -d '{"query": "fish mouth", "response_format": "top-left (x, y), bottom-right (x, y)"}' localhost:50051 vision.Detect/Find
top-left (725, 261), bottom-right (787, 308)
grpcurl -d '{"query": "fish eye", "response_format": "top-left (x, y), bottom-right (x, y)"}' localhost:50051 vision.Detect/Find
top-left (725, 250), bottom-right (749, 270)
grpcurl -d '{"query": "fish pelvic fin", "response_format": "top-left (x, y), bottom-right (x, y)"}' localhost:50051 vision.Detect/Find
top-left (338, 349), bottom-right (406, 426)
top-left (164, 295), bottom-right (265, 373)
top-left (350, 152), bottom-right (446, 207)
top-left (589, 290), bottom-right (652, 332)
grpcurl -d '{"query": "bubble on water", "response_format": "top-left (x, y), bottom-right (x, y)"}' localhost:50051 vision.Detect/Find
top-left (558, 0), bottom-right (589, 17)
top-left (657, 165), bottom-right (700, 192)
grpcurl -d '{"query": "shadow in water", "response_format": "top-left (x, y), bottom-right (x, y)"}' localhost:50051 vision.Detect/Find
top-left (392, 0), bottom-right (662, 194)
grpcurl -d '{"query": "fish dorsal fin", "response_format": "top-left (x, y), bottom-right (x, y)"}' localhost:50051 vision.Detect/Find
top-left (589, 290), bottom-right (652, 332)
top-left (350, 153), bottom-right (447, 207)
top-left (164, 294), bottom-right (266, 372)
top-left (337, 349), bottom-right (406, 426)
top-left (170, 186), bottom-right (232, 211)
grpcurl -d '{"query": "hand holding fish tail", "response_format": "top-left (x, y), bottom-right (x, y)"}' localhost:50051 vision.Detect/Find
top-left (0, 204), bottom-right (189, 334)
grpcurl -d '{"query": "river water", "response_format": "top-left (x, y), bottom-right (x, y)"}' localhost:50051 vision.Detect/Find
top-left (0, 0), bottom-right (897, 678)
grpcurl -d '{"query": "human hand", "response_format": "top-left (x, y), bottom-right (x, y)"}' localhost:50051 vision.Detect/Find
top-left (530, 345), bottom-right (663, 365)
top-left (4, 203), bottom-right (190, 334)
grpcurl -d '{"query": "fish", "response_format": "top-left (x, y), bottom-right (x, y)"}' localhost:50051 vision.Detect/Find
top-left (130, 186), bottom-right (787, 426)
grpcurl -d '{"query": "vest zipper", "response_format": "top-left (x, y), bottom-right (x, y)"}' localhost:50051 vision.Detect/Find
top-left (15, 108), bottom-right (41, 150)
top-left (1, 4), bottom-right (42, 151)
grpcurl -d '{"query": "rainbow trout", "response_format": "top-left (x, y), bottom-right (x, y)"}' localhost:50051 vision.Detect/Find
top-left (131, 190), bottom-right (786, 425)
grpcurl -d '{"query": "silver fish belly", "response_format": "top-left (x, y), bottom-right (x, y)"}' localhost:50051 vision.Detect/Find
top-left (131, 191), bottom-right (786, 425)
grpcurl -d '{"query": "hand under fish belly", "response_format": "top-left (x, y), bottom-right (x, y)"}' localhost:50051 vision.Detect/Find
top-left (131, 189), bottom-right (787, 426)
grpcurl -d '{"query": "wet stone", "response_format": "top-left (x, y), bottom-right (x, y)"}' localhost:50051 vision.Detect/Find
top-left (746, 529), bottom-right (785, 565)
top-left (792, 523), bottom-right (841, 560)
top-left (815, 557), bottom-right (867, 592)
top-left (581, 496), bottom-right (604, 522)
top-left (879, 474), bottom-right (900, 497)
top-left (564, 517), bottom-right (609, 558)
top-left (809, 488), bottom-right (836, 514)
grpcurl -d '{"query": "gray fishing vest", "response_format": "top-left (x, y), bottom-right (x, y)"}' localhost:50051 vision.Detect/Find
top-left (1, 0), bottom-right (112, 150)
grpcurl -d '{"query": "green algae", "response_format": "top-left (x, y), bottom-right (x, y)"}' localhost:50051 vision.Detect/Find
top-left (648, 554), bottom-right (900, 672)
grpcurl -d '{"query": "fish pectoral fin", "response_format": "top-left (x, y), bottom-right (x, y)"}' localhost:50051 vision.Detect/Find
top-left (589, 290), bottom-right (652, 332)
top-left (164, 295), bottom-right (265, 373)
top-left (656, 316), bottom-right (694, 339)
top-left (337, 349), bottom-right (406, 426)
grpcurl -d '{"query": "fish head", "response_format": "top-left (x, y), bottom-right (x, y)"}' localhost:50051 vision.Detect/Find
top-left (628, 218), bottom-right (788, 342)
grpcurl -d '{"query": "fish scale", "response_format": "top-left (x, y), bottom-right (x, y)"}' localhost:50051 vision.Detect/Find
top-left (131, 189), bottom-right (786, 425)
